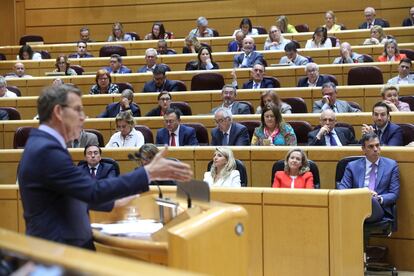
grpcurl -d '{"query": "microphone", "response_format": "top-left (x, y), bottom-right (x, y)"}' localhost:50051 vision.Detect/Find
top-left (177, 183), bottom-right (192, 209)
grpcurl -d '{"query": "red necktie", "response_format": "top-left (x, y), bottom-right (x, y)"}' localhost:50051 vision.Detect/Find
top-left (170, 133), bottom-right (176, 146)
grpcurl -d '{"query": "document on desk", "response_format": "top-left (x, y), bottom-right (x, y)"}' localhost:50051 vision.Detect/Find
top-left (91, 220), bottom-right (163, 239)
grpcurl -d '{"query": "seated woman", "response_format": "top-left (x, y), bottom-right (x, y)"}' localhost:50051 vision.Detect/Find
top-left (263, 26), bottom-right (291, 51)
top-left (17, 45), bottom-right (42, 60)
top-left (106, 112), bottom-right (145, 148)
top-left (53, 55), bottom-right (77, 76)
top-left (182, 35), bottom-right (211, 54)
top-left (203, 147), bottom-right (241, 187)
top-left (323, 10), bottom-right (342, 32)
top-left (381, 84), bottom-right (410, 112)
top-left (89, 69), bottom-right (119, 94)
top-left (256, 90), bottom-right (292, 114)
top-left (272, 148), bottom-right (314, 189)
top-left (363, 25), bottom-right (388, 45)
top-left (232, 18), bottom-right (259, 36)
top-left (305, 27), bottom-right (332, 49)
top-left (251, 104), bottom-right (297, 146)
top-left (144, 22), bottom-right (171, 40)
top-left (276, 15), bottom-right (297, 33)
top-left (185, 46), bottom-right (219, 70)
top-left (145, 91), bottom-right (172, 116)
top-left (107, 22), bottom-right (132, 42)
top-left (377, 39), bottom-right (407, 62)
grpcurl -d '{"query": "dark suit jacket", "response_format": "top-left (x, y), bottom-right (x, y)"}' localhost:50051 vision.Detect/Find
top-left (402, 18), bottom-right (413, 26)
top-left (375, 123), bottom-right (404, 146)
top-left (339, 157), bottom-right (400, 218)
top-left (242, 78), bottom-right (276, 89)
top-left (68, 53), bottom-right (94, 58)
top-left (155, 124), bottom-right (199, 146)
top-left (78, 162), bottom-right (117, 180)
top-left (18, 129), bottom-right (149, 249)
top-left (211, 102), bottom-right (251, 115)
top-left (211, 122), bottom-right (250, 146)
top-left (142, 79), bottom-right (179, 93)
top-left (103, 66), bottom-right (132, 74)
top-left (307, 127), bottom-right (357, 146)
top-left (185, 61), bottom-right (219, 71)
top-left (297, 75), bottom-right (331, 87)
top-left (227, 41), bottom-right (241, 52)
top-left (145, 106), bottom-right (163, 116)
top-left (358, 18), bottom-right (389, 29)
top-left (233, 51), bottom-right (265, 68)
top-left (97, 102), bottom-right (141, 118)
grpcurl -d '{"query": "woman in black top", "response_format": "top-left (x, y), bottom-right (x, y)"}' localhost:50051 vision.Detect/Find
top-left (185, 46), bottom-right (219, 71)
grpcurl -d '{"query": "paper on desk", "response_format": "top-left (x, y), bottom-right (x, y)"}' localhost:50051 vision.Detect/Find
top-left (91, 220), bottom-right (163, 238)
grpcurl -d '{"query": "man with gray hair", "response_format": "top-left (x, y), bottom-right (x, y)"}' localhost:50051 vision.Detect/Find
top-left (358, 7), bottom-right (389, 29)
top-left (333, 42), bottom-right (364, 64)
top-left (233, 36), bottom-right (265, 68)
top-left (211, 107), bottom-right (250, 146)
top-left (0, 76), bottom-right (18, 98)
top-left (211, 85), bottom-right (251, 114)
top-left (98, 89), bottom-right (141, 118)
top-left (313, 82), bottom-right (361, 113)
top-left (138, 48), bottom-right (158, 73)
top-left (189, 16), bottom-right (214, 37)
top-left (297, 62), bottom-right (331, 87)
top-left (5, 62), bottom-right (32, 79)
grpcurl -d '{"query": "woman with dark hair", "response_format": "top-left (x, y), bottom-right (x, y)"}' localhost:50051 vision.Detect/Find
top-left (144, 22), bottom-right (171, 40)
top-left (251, 104), bottom-right (297, 146)
top-left (185, 46), bottom-right (219, 70)
top-left (89, 69), bottom-right (119, 94)
top-left (17, 45), bottom-right (42, 60)
top-left (232, 18), bottom-right (259, 36)
top-left (272, 148), bottom-right (314, 189)
top-left (305, 27), bottom-right (332, 48)
top-left (53, 55), bottom-right (77, 76)
top-left (377, 39), bottom-right (407, 62)
top-left (256, 90), bottom-right (291, 114)
top-left (107, 22), bottom-right (132, 42)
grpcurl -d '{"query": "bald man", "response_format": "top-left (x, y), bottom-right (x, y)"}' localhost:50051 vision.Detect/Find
top-left (233, 36), bottom-right (265, 68)
top-left (5, 62), bottom-right (32, 79)
top-left (333, 42), bottom-right (364, 64)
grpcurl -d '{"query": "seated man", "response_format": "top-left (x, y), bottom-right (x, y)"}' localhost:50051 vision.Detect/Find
top-left (240, 63), bottom-right (276, 89)
top-left (279, 41), bottom-right (309, 66)
top-left (138, 48), bottom-right (158, 72)
top-left (104, 54), bottom-right (132, 74)
top-left (156, 108), bottom-right (198, 146)
top-left (211, 85), bottom-right (251, 115)
top-left (312, 82), bottom-right (361, 113)
top-left (362, 102), bottom-right (403, 146)
top-left (333, 42), bottom-right (364, 64)
top-left (387, 58), bottom-right (414, 85)
top-left (233, 36), bottom-right (265, 68)
top-left (339, 133), bottom-right (400, 223)
top-left (211, 107), bottom-right (250, 146)
top-left (78, 144), bottom-right (117, 179)
top-left (142, 65), bottom-right (180, 92)
top-left (402, 6), bottom-right (414, 26)
top-left (146, 92), bottom-right (172, 116)
top-left (67, 129), bottom-right (98, 148)
top-left (157, 40), bottom-right (176, 55)
top-left (0, 77), bottom-right (18, 98)
top-left (79, 26), bottom-right (95, 43)
top-left (68, 41), bottom-right (94, 58)
top-left (227, 30), bottom-right (245, 52)
top-left (98, 89), bottom-right (141, 118)
top-left (189, 16), bottom-right (214, 37)
top-left (358, 7), bottom-right (390, 29)
top-left (5, 62), bottom-right (32, 79)
top-left (308, 109), bottom-right (357, 146)
top-left (297, 63), bottom-right (331, 87)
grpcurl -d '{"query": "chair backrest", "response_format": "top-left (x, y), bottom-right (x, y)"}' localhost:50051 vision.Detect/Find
top-left (84, 129), bottom-right (105, 147)
top-left (339, 24), bottom-right (347, 30)
top-left (397, 123), bottom-right (414, 146)
top-left (13, 126), bottom-right (34, 148)
top-left (287, 120), bottom-right (313, 145)
top-left (126, 32), bottom-right (140, 41)
top-left (70, 65), bottom-right (84, 75)
top-left (254, 26), bottom-right (267, 34)
top-left (6, 86), bottom-right (21, 97)
top-left (361, 54), bottom-right (374, 62)
top-left (347, 66), bottom-right (384, 85)
top-left (115, 82), bottom-right (134, 93)
top-left (282, 97), bottom-right (308, 113)
top-left (334, 122), bottom-right (356, 138)
top-left (271, 159), bottom-right (320, 189)
top-left (238, 120), bottom-right (260, 142)
top-left (135, 125), bottom-right (154, 144)
top-left (77, 158), bottom-right (120, 176)
top-left (0, 53), bottom-right (6, 60)
top-left (348, 101), bottom-right (363, 111)
top-left (174, 80), bottom-right (187, 91)
top-left (211, 29), bottom-right (219, 37)
top-left (263, 76), bottom-right (281, 88)
top-left (328, 36), bottom-right (338, 47)
top-left (0, 107), bottom-right (21, 120)
top-left (323, 74), bottom-right (338, 86)
top-left (182, 123), bottom-right (209, 145)
top-left (238, 101), bottom-right (255, 114)
top-left (207, 159), bottom-right (248, 187)
top-left (171, 101), bottom-right (192, 115)
top-left (399, 49), bottom-right (414, 60)
top-left (399, 96), bottom-right (414, 111)
top-left (39, 50), bottom-right (51, 59)
top-left (334, 156), bottom-right (364, 188)
top-left (294, 24), bottom-right (309, 32)
top-left (99, 45), bottom-right (127, 57)
top-left (191, 73), bottom-right (225, 91)
top-left (19, 35), bottom-right (44, 45)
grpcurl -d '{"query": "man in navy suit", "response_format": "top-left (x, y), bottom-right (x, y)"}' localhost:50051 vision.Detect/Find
top-left (233, 36), bottom-right (265, 68)
top-left (241, 63), bottom-right (276, 89)
top-left (104, 54), bottom-right (132, 74)
top-left (17, 84), bottom-right (192, 250)
top-left (211, 85), bottom-right (252, 115)
top-left (78, 144), bottom-right (117, 179)
top-left (308, 109), bottom-right (357, 146)
top-left (297, 63), bottom-right (331, 87)
top-left (142, 65), bottom-right (180, 92)
top-left (339, 133), bottom-right (400, 222)
top-left (362, 102), bottom-right (404, 146)
top-left (358, 7), bottom-right (390, 29)
top-left (156, 108), bottom-right (198, 146)
top-left (211, 107), bottom-right (250, 146)
top-left (227, 30), bottom-right (246, 52)
top-left (98, 89), bottom-right (141, 118)
top-left (68, 41), bottom-right (94, 58)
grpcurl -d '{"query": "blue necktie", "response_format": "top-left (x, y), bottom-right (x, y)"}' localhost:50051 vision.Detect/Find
top-left (222, 133), bottom-right (229, 145)
top-left (327, 132), bottom-right (337, 146)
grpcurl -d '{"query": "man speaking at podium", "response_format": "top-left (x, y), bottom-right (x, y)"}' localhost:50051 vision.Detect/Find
top-left (18, 84), bottom-right (192, 250)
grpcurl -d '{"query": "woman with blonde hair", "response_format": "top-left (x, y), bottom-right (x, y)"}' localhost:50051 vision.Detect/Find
top-left (107, 22), bottom-right (132, 42)
top-left (264, 26), bottom-right (291, 51)
top-left (203, 147), bottom-right (241, 187)
top-left (276, 15), bottom-right (297, 33)
top-left (106, 111), bottom-right (144, 148)
top-left (380, 84), bottom-right (410, 111)
top-left (363, 25), bottom-right (387, 45)
top-left (323, 10), bottom-right (342, 32)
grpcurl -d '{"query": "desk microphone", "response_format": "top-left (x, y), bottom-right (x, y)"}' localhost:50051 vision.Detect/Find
top-left (177, 184), bottom-right (192, 209)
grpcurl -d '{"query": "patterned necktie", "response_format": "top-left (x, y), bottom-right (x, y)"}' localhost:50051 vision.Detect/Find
top-left (253, 82), bottom-right (259, 89)
top-left (327, 132), bottom-right (337, 146)
top-left (368, 163), bottom-right (377, 191)
top-left (91, 167), bottom-right (96, 178)
top-left (170, 133), bottom-right (176, 146)
top-left (222, 133), bottom-right (229, 145)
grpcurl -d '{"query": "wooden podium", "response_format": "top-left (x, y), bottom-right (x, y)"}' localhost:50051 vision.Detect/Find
top-left (92, 192), bottom-right (249, 276)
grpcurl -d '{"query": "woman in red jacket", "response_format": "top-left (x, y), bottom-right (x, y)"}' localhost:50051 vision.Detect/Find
top-left (272, 148), bottom-right (314, 189)
top-left (377, 39), bottom-right (407, 62)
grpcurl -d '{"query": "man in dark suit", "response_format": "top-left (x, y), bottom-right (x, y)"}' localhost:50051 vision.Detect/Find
top-left (17, 84), bottom-right (192, 250)
top-left (211, 107), bottom-right (250, 146)
top-left (297, 63), bottom-right (331, 87)
top-left (227, 30), bottom-right (246, 52)
top-left (402, 7), bottom-right (414, 26)
top-left (142, 65), bottom-right (180, 92)
top-left (68, 41), bottom-right (94, 58)
top-left (362, 102), bottom-right (404, 146)
top-left (79, 144), bottom-right (117, 179)
top-left (98, 89), bottom-right (141, 118)
top-left (157, 40), bottom-right (176, 55)
top-left (358, 7), bottom-right (390, 29)
top-left (233, 36), bottom-right (265, 68)
top-left (211, 85), bottom-right (251, 115)
top-left (339, 133), bottom-right (400, 222)
top-left (313, 82), bottom-right (361, 113)
top-left (104, 54), bottom-right (132, 74)
top-left (241, 63), bottom-right (276, 89)
top-left (156, 108), bottom-right (198, 146)
top-left (308, 109), bottom-right (357, 146)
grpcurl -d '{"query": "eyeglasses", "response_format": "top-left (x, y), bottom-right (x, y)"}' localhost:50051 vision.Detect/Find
top-left (159, 97), bottom-right (171, 101)
top-left (61, 104), bottom-right (85, 116)
top-left (214, 118), bottom-right (228, 124)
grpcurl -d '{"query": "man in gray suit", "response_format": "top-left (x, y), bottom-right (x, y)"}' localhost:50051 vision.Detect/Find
top-left (67, 129), bottom-right (98, 148)
top-left (211, 85), bottom-right (251, 115)
top-left (279, 41), bottom-right (308, 66)
top-left (387, 58), bottom-right (414, 85)
top-left (333, 42), bottom-right (364, 64)
top-left (313, 82), bottom-right (361, 113)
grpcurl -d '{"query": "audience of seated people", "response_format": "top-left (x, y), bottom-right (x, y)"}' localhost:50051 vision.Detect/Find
top-left (0, 76), bottom-right (18, 98)
top-left (232, 17), bottom-right (259, 36)
top-left (402, 6), bottom-right (414, 26)
top-left (89, 69), bottom-right (119, 94)
top-left (98, 89), bottom-right (141, 118)
top-left (5, 62), bottom-right (32, 79)
top-left (145, 92), bottom-right (172, 116)
top-left (17, 45), bottom-right (41, 60)
top-left (313, 82), bottom-right (361, 113)
top-left (305, 27), bottom-right (332, 49)
top-left (68, 41), bottom-right (94, 58)
top-left (323, 10), bottom-right (342, 32)
top-left (297, 63), bottom-right (331, 87)
top-left (381, 85), bottom-right (411, 112)
top-left (359, 7), bottom-right (389, 29)
top-left (104, 54), bottom-right (132, 74)
top-left (211, 107), bottom-right (250, 146)
top-left (107, 22), bottom-right (132, 41)
top-left (182, 35), bottom-right (211, 54)
top-left (333, 42), bottom-right (364, 64)
top-left (256, 90), bottom-right (292, 114)
top-left (106, 111), bottom-right (145, 148)
top-left (387, 58), bottom-right (414, 84)
top-left (54, 55), bottom-right (77, 76)
top-left (157, 39), bottom-right (176, 55)
top-left (185, 46), bottom-right (219, 70)
top-left (189, 16), bottom-right (214, 37)
top-left (233, 36), bottom-right (265, 68)
top-left (377, 39), bottom-right (407, 62)
top-left (67, 129), bottom-right (98, 148)
top-left (79, 144), bottom-right (117, 179)
top-left (272, 148), bottom-right (314, 189)
top-left (142, 65), bottom-right (180, 92)
top-left (263, 25), bottom-right (291, 51)
top-left (203, 147), bottom-right (241, 187)
top-left (275, 15), bottom-right (297, 33)
top-left (279, 41), bottom-right (308, 66)
top-left (227, 30), bottom-right (245, 52)
top-left (251, 104), bottom-right (297, 146)
top-left (144, 22), bottom-right (170, 40)
top-left (79, 26), bottom-right (94, 43)
top-left (232, 63), bottom-right (274, 89)
top-left (211, 85), bottom-right (251, 115)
